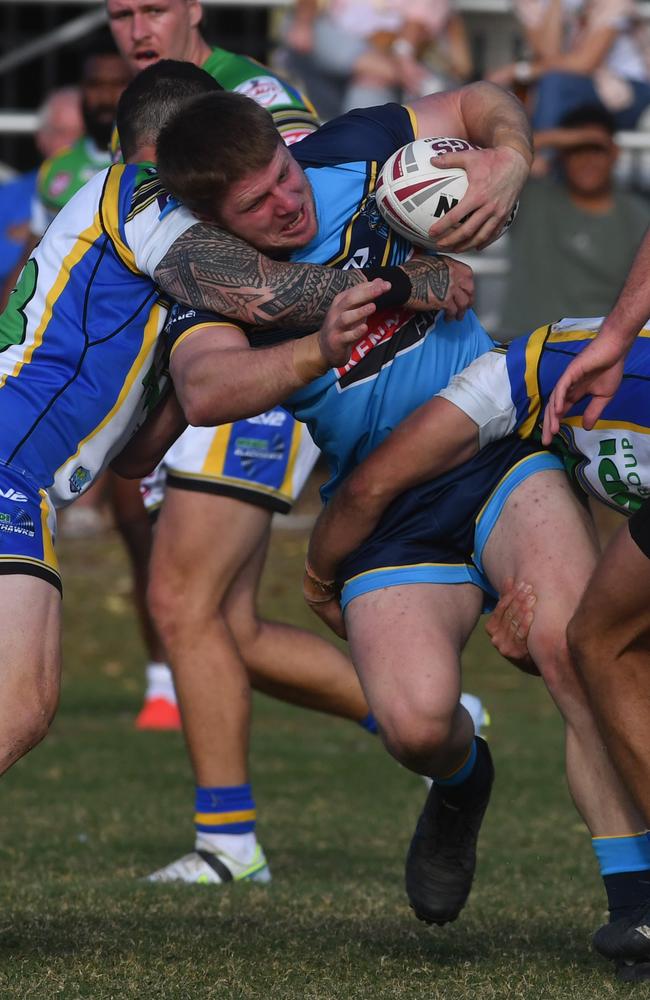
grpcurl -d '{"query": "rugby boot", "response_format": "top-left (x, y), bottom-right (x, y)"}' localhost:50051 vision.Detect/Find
top-left (405, 737), bottom-right (494, 925)
top-left (593, 906), bottom-right (650, 962)
top-left (615, 959), bottom-right (650, 982)
top-left (146, 844), bottom-right (271, 885)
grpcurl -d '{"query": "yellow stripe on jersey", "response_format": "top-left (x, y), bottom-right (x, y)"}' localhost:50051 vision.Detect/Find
top-left (101, 166), bottom-right (140, 275)
top-left (518, 323), bottom-right (551, 440)
top-left (403, 105), bottom-right (419, 138)
top-left (547, 327), bottom-right (650, 344)
top-left (38, 490), bottom-right (58, 573)
top-left (279, 421), bottom-right (302, 497)
top-left (563, 415), bottom-right (650, 436)
top-left (201, 424), bottom-right (232, 477)
top-left (0, 214), bottom-right (102, 391)
top-left (169, 322), bottom-right (246, 360)
top-left (54, 300), bottom-right (165, 477)
top-left (328, 161), bottom-right (379, 267)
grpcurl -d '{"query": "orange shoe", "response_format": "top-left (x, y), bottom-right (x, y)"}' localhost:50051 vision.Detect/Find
top-left (135, 697), bottom-right (182, 731)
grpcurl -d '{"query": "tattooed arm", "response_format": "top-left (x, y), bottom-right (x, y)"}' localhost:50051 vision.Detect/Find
top-left (154, 223), bottom-right (364, 331)
top-left (404, 255), bottom-right (473, 321)
top-left (154, 225), bottom-right (474, 330)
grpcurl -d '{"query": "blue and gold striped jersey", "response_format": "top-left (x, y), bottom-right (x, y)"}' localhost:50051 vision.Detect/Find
top-left (439, 317), bottom-right (650, 513)
top-left (506, 318), bottom-right (650, 513)
top-left (0, 161), bottom-right (197, 507)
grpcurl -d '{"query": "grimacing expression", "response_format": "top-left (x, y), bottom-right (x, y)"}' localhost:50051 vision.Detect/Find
top-left (106, 0), bottom-right (203, 75)
top-left (217, 144), bottom-right (318, 254)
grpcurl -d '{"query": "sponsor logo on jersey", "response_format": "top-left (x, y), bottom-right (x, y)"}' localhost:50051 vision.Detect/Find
top-left (247, 410), bottom-right (287, 427)
top-left (282, 127), bottom-right (313, 147)
top-left (335, 307), bottom-right (428, 389)
top-left (69, 466), bottom-right (92, 494)
top-left (0, 508), bottom-right (35, 537)
top-left (49, 172), bottom-right (72, 198)
top-left (235, 432), bottom-right (286, 472)
top-left (236, 76), bottom-right (291, 109)
top-left (0, 487), bottom-right (28, 503)
top-left (171, 307), bottom-right (197, 325)
top-left (596, 437), bottom-right (649, 511)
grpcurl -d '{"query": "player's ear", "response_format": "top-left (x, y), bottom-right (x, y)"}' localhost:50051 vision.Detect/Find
top-left (188, 1), bottom-right (204, 31)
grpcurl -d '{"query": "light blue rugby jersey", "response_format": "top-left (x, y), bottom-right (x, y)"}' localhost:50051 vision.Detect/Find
top-left (163, 104), bottom-right (495, 499)
top-left (0, 162), bottom-right (196, 507)
top-left (284, 104), bottom-right (494, 499)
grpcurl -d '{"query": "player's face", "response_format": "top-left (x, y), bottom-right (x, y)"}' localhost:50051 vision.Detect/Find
top-left (106, 0), bottom-right (202, 76)
top-left (217, 144), bottom-right (317, 253)
top-left (82, 54), bottom-right (130, 148)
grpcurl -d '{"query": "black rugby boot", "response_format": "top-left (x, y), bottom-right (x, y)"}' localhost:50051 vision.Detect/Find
top-left (405, 737), bottom-right (494, 925)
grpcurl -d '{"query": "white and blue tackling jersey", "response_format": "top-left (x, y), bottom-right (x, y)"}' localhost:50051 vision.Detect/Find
top-left (169, 104), bottom-right (494, 500)
top-left (438, 317), bottom-right (650, 515)
top-left (0, 162), bottom-right (197, 507)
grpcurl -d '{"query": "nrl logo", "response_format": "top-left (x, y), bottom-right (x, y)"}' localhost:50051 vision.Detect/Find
top-left (69, 466), bottom-right (92, 494)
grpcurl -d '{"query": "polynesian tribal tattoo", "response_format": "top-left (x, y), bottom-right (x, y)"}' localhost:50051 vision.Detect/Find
top-left (155, 223), bottom-right (365, 331)
top-left (402, 256), bottom-right (450, 306)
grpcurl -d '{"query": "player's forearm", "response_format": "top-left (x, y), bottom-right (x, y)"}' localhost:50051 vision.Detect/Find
top-left (307, 471), bottom-right (395, 585)
top-left (110, 387), bottom-right (187, 478)
top-left (598, 227), bottom-right (650, 353)
top-left (457, 80), bottom-right (533, 167)
top-left (174, 337), bottom-right (323, 426)
top-left (155, 224), bottom-right (365, 332)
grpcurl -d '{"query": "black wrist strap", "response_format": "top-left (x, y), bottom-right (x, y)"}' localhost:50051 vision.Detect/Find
top-left (363, 266), bottom-right (412, 310)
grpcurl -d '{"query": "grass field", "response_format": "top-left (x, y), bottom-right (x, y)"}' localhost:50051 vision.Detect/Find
top-left (0, 510), bottom-right (634, 999)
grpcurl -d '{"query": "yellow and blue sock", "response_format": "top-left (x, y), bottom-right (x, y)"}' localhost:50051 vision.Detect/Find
top-left (592, 832), bottom-right (650, 920)
top-left (194, 784), bottom-right (257, 864)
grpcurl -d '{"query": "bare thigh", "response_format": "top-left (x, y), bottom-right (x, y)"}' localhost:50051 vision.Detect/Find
top-left (481, 469), bottom-right (598, 684)
top-left (344, 582), bottom-right (483, 772)
top-left (0, 574), bottom-right (61, 773)
top-left (149, 490), bottom-right (272, 618)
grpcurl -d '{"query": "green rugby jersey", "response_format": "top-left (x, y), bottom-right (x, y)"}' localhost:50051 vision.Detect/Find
top-left (201, 46), bottom-right (319, 145)
top-left (33, 137), bottom-right (111, 236)
top-left (111, 47), bottom-right (319, 160)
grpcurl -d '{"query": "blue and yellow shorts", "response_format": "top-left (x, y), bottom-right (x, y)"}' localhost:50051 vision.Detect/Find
top-left (141, 408), bottom-right (320, 517)
top-left (338, 437), bottom-right (563, 611)
top-left (0, 462), bottom-right (60, 594)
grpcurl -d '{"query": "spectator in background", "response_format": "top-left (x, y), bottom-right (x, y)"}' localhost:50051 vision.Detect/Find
top-left (282, 0), bottom-right (472, 120)
top-left (0, 87), bottom-right (82, 290)
top-left (498, 105), bottom-right (650, 339)
top-left (0, 51), bottom-right (129, 309)
top-left (488, 0), bottom-right (650, 130)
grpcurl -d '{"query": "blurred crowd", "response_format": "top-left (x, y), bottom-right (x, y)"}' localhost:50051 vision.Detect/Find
top-left (2, 0), bottom-right (650, 344)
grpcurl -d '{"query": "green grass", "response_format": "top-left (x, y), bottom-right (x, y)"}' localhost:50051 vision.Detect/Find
top-left (0, 522), bottom-right (633, 998)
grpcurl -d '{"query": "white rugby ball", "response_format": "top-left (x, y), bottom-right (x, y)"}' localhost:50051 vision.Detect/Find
top-left (375, 136), bottom-right (517, 251)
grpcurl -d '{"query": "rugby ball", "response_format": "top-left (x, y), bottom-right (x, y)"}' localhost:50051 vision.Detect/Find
top-left (375, 136), bottom-right (517, 251)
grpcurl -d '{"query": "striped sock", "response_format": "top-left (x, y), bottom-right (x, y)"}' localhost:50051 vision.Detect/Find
top-left (194, 784), bottom-right (257, 864)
